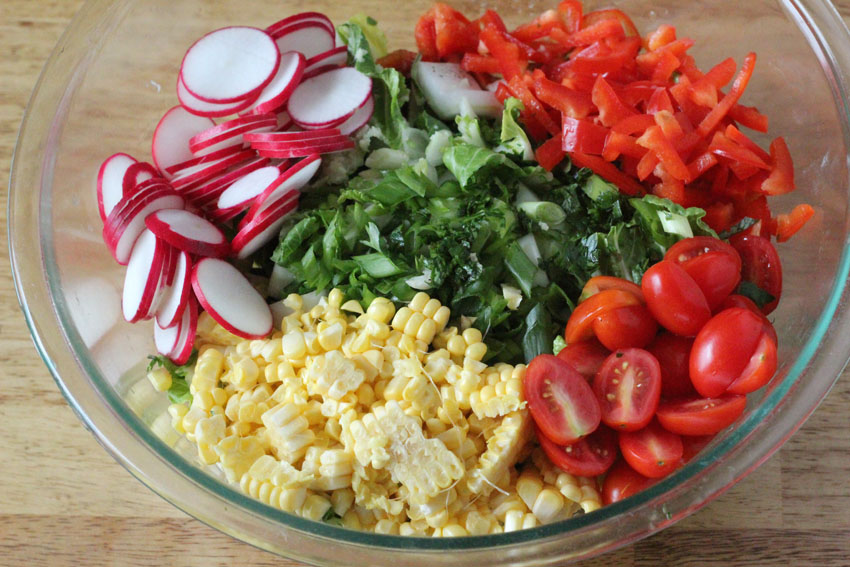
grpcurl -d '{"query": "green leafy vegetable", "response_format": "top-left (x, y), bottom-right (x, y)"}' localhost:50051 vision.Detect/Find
top-left (552, 335), bottom-right (567, 356)
top-left (719, 217), bottom-right (758, 240)
top-left (736, 280), bottom-right (776, 309)
top-left (147, 351), bottom-right (197, 405)
top-left (497, 98), bottom-right (534, 161)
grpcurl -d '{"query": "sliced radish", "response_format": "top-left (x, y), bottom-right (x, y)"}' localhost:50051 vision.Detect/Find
top-left (241, 51), bottom-right (305, 116)
top-left (287, 67), bottom-right (372, 128)
top-left (154, 317), bottom-right (180, 356)
top-left (156, 250), bottom-right (191, 329)
top-left (254, 139), bottom-right (354, 159)
top-left (189, 113), bottom-right (275, 148)
top-left (169, 297), bottom-right (198, 365)
top-left (269, 21), bottom-right (335, 60)
top-left (266, 12), bottom-right (334, 37)
top-left (244, 128), bottom-right (341, 143)
top-left (177, 75), bottom-right (257, 118)
top-left (181, 157), bottom-right (271, 205)
top-left (122, 162), bottom-right (158, 196)
top-left (188, 118), bottom-right (277, 157)
top-left (97, 153), bottom-right (137, 221)
top-left (249, 134), bottom-right (351, 150)
top-left (276, 111), bottom-right (296, 131)
top-left (145, 208), bottom-right (230, 258)
top-left (191, 258), bottom-right (273, 339)
top-left (103, 188), bottom-right (185, 265)
top-left (216, 165), bottom-right (283, 211)
top-left (339, 95), bottom-right (374, 135)
top-left (122, 229), bottom-right (168, 323)
top-left (152, 106), bottom-right (215, 177)
top-left (245, 154), bottom-right (320, 222)
top-left (302, 46), bottom-right (348, 80)
top-left (166, 145), bottom-right (244, 177)
top-left (171, 149), bottom-right (256, 191)
top-left (231, 194), bottom-right (299, 259)
top-left (180, 26), bottom-right (280, 104)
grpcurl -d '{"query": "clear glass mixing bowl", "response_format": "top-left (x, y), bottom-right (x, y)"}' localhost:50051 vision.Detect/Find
top-left (9, 0), bottom-right (850, 564)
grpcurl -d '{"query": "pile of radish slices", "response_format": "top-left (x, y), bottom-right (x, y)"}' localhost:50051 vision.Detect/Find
top-left (95, 11), bottom-right (373, 364)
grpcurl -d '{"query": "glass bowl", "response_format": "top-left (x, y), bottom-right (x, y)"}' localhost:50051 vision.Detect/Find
top-left (9, 0), bottom-right (850, 564)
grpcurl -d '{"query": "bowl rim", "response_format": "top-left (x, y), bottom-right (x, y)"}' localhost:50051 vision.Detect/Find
top-left (9, 0), bottom-right (850, 564)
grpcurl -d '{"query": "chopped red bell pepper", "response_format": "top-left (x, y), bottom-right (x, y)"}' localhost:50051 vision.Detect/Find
top-left (475, 9), bottom-right (507, 33)
top-left (612, 113), bottom-right (656, 135)
top-left (697, 52), bottom-right (757, 138)
top-left (556, 18), bottom-right (625, 47)
top-left (729, 104), bottom-right (769, 133)
top-left (536, 136), bottom-right (567, 171)
top-left (602, 131), bottom-right (646, 161)
top-left (581, 8), bottom-right (640, 38)
top-left (569, 150), bottom-right (645, 195)
top-left (415, 9), bottom-right (439, 61)
top-left (592, 76), bottom-right (637, 127)
top-left (647, 88), bottom-right (674, 114)
top-left (512, 9), bottom-right (568, 42)
top-left (376, 49), bottom-right (418, 76)
top-left (776, 204), bottom-right (814, 242)
top-left (558, 0), bottom-right (584, 33)
top-left (508, 75), bottom-right (561, 136)
top-left (533, 75), bottom-right (595, 118)
top-left (653, 110), bottom-right (684, 140)
top-left (637, 151), bottom-right (661, 181)
top-left (651, 50), bottom-right (682, 84)
top-left (646, 24), bottom-right (676, 51)
top-left (708, 131), bottom-right (771, 169)
top-left (761, 136), bottom-right (795, 195)
top-left (686, 151), bottom-right (719, 180)
top-left (565, 36), bottom-right (642, 76)
top-left (703, 201), bottom-right (736, 233)
top-left (479, 27), bottom-right (527, 81)
top-left (637, 125), bottom-right (692, 182)
top-left (433, 3), bottom-right (479, 59)
top-left (460, 53), bottom-right (502, 75)
top-left (725, 124), bottom-right (771, 163)
top-left (562, 116), bottom-right (610, 155)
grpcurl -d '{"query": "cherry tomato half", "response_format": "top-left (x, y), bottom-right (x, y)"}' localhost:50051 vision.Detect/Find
top-left (647, 332), bottom-right (697, 399)
top-left (719, 294), bottom-right (779, 344)
top-left (656, 395), bottom-right (747, 436)
top-left (680, 434), bottom-right (715, 464)
top-left (665, 236), bottom-right (742, 268)
top-left (641, 260), bottom-right (711, 337)
top-left (680, 251), bottom-right (742, 311)
top-left (525, 354), bottom-right (601, 445)
top-left (690, 307), bottom-right (778, 397)
top-left (592, 304), bottom-right (659, 351)
top-left (593, 348), bottom-right (662, 431)
top-left (537, 424), bottom-right (618, 477)
top-left (580, 275), bottom-right (645, 303)
top-left (565, 289), bottom-right (642, 343)
top-left (731, 234), bottom-right (783, 314)
top-left (602, 459), bottom-right (655, 505)
top-left (619, 420), bottom-right (683, 478)
top-left (557, 338), bottom-right (611, 380)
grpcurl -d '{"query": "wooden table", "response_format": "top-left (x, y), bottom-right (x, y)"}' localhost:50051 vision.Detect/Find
top-left (2, 2), bottom-right (848, 566)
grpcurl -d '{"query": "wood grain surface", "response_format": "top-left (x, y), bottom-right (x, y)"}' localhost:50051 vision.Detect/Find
top-left (1, 1), bottom-right (849, 566)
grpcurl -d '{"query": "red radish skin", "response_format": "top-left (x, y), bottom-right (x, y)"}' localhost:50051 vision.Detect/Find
top-left (287, 67), bottom-right (372, 128)
top-left (97, 153), bottom-right (137, 221)
top-left (243, 51), bottom-right (306, 115)
top-left (339, 95), bottom-right (375, 135)
top-left (122, 229), bottom-right (168, 323)
top-left (151, 106), bottom-right (215, 176)
top-left (231, 194), bottom-right (299, 259)
top-left (191, 258), bottom-right (273, 339)
top-left (190, 120), bottom-right (277, 157)
top-left (254, 139), bottom-right (354, 159)
top-left (170, 149), bottom-right (256, 190)
top-left (145, 208), bottom-right (231, 258)
top-left (248, 134), bottom-right (352, 150)
top-left (121, 162), bottom-right (158, 196)
top-left (169, 297), bottom-right (198, 365)
top-left (244, 128), bottom-right (341, 143)
top-left (266, 12), bottom-right (334, 37)
top-left (269, 21), bottom-right (336, 60)
top-left (165, 144), bottom-right (244, 177)
top-left (180, 26), bottom-right (280, 104)
top-left (188, 113), bottom-right (277, 154)
top-left (302, 46), bottom-right (348, 79)
top-left (103, 188), bottom-right (185, 265)
top-left (180, 157), bottom-right (271, 206)
top-left (156, 250), bottom-right (191, 329)
top-left (177, 75), bottom-right (257, 118)
top-left (216, 166), bottom-right (284, 212)
top-left (244, 154), bottom-right (321, 221)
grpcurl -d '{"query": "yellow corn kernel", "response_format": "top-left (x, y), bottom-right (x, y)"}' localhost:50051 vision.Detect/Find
top-left (350, 332), bottom-right (372, 354)
top-left (168, 403), bottom-right (189, 434)
top-left (282, 331), bottom-right (307, 360)
top-left (522, 513), bottom-right (539, 530)
top-left (415, 318), bottom-right (437, 344)
top-left (283, 293), bottom-right (303, 313)
top-left (342, 510), bottom-right (362, 530)
top-left (532, 488), bottom-right (565, 524)
top-left (492, 495), bottom-right (527, 521)
top-left (364, 319), bottom-right (391, 341)
top-left (318, 321), bottom-right (345, 351)
top-left (512, 364), bottom-right (527, 380)
top-left (432, 306), bottom-right (451, 332)
top-left (391, 306), bottom-right (413, 331)
top-left (503, 509), bottom-right (525, 532)
top-left (328, 288), bottom-right (344, 309)
top-left (462, 327), bottom-right (483, 346)
top-left (446, 335), bottom-right (467, 357)
top-left (230, 357), bottom-right (260, 390)
top-left (193, 390), bottom-right (216, 411)
top-left (408, 292), bottom-right (430, 313)
top-left (465, 342), bottom-right (487, 362)
top-left (463, 510), bottom-right (493, 536)
top-left (147, 367), bottom-right (172, 392)
top-left (197, 442), bottom-right (219, 465)
top-left (516, 472), bottom-right (544, 511)
top-left (281, 314), bottom-right (302, 334)
top-left (425, 509), bottom-right (449, 529)
top-left (279, 487), bottom-right (308, 513)
top-left (300, 494), bottom-right (333, 522)
top-left (440, 523), bottom-right (468, 537)
top-left (366, 297), bottom-right (395, 324)
top-left (341, 299), bottom-right (364, 314)
top-left (309, 305), bottom-right (325, 320)
top-left (374, 519), bottom-right (400, 534)
top-left (259, 340), bottom-right (283, 363)
top-left (330, 487), bottom-right (355, 517)
top-left (402, 312), bottom-right (426, 338)
top-left (193, 348), bottom-right (224, 393)
top-left (382, 374), bottom-right (408, 402)
top-left (426, 417), bottom-right (448, 436)
top-left (356, 383), bottom-right (375, 407)
top-left (421, 298), bottom-right (442, 319)
top-left (226, 421), bottom-right (253, 437)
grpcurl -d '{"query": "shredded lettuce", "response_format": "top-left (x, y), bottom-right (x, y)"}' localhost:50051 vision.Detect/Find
top-left (147, 352), bottom-right (197, 405)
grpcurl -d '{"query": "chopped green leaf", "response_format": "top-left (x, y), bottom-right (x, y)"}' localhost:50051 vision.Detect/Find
top-left (147, 352), bottom-right (197, 405)
top-left (737, 280), bottom-right (775, 309)
top-left (719, 217), bottom-right (758, 240)
top-left (552, 335), bottom-right (567, 356)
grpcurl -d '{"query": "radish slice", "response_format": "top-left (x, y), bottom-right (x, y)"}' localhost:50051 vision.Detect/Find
top-left (277, 111), bottom-right (296, 131)
top-left (231, 194), bottom-right (299, 259)
top-left (122, 229), bottom-right (168, 322)
top-left (170, 297), bottom-right (198, 365)
top-left (216, 166), bottom-right (283, 211)
top-left (242, 51), bottom-right (305, 116)
top-left (189, 113), bottom-right (276, 147)
top-left (339, 95), bottom-right (374, 135)
top-left (244, 128), bottom-right (341, 143)
top-left (180, 26), bottom-right (280, 104)
top-left (266, 12), bottom-right (334, 37)
top-left (97, 153), bottom-right (137, 221)
top-left (177, 75), bottom-right (257, 118)
top-left (249, 134), bottom-right (351, 150)
top-left (188, 118), bottom-right (277, 157)
top-left (302, 46), bottom-right (348, 79)
top-left (145, 209), bottom-right (230, 258)
top-left (255, 139), bottom-right (354, 159)
top-left (171, 149), bottom-right (256, 190)
top-left (181, 157), bottom-right (271, 205)
top-left (103, 188), bottom-right (185, 265)
top-left (287, 67), bottom-right (372, 127)
top-left (154, 317), bottom-right (180, 356)
top-left (245, 154), bottom-right (320, 221)
top-left (122, 162), bottom-right (158, 196)
top-left (152, 106), bottom-right (215, 177)
top-left (191, 258), bottom-right (273, 339)
top-left (156, 250), bottom-right (191, 329)
top-left (165, 145), bottom-right (244, 177)
top-left (270, 21), bottom-right (336, 61)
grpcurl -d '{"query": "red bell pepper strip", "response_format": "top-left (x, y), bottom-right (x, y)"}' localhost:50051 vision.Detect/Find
top-left (725, 124), bottom-right (771, 163)
top-left (647, 88), bottom-right (675, 114)
top-left (536, 136), bottom-right (567, 171)
top-left (512, 9), bottom-right (568, 42)
top-left (776, 204), bottom-right (814, 242)
top-left (415, 9), bottom-right (439, 61)
top-left (651, 50), bottom-right (682, 84)
top-left (475, 9), bottom-right (507, 33)
top-left (592, 76), bottom-right (637, 127)
top-left (556, 18), bottom-right (625, 47)
top-left (562, 116), bottom-right (610, 155)
top-left (582, 8), bottom-right (640, 38)
top-left (603, 131), bottom-right (647, 161)
top-left (533, 74), bottom-right (594, 118)
top-left (460, 53), bottom-right (502, 75)
top-left (697, 52), bottom-right (757, 138)
top-left (646, 24), bottom-right (676, 51)
top-left (637, 151), bottom-right (661, 181)
top-left (612, 113), bottom-right (656, 135)
top-left (507, 76), bottom-right (561, 136)
top-left (708, 131), bottom-right (771, 169)
top-left (703, 201), bottom-right (736, 233)
top-left (479, 27), bottom-right (527, 81)
top-left (729, 104), bottom-right (769, 133)
top-left (433, 3), bottom-right (479, 59)
top-left (689, 57), bottom-right (737, 107)
top-left (761, 136), bottom-right (795, 195)
top-left (651, 176), bottom-right (686, 205)
top-left (570, 150), bottom-right (645, 195)
top-left (558, 0), bottom-right (584, 33)
top-left (653, 110), bottom-right (684, 140)
top-left (686, 151), bottom-right (719, 180)
top-left (565, 37), bottom-right (642, 76)
top-left (637, 125), bottom-right (692, 182)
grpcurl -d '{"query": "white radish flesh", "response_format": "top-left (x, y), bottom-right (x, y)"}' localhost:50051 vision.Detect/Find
top-left (244, 128), bottom-right (341, 143)
top-left (170, 149), bottom-right (256, 190)
top-left (254, 139), bottom-right (354, 159)
top-left (122, 162), bottom-right (158, 195)
top-left (338, 94), bottom-right (374, 135)
top-left (122, 229), bottom-right (167, 323)
top-left (270, 22), bottom-right (335, 60)
top-left (154, 317), bottom-right (180, 356)
top-left (302, 46), bottom-right (348, 79)
top-left (145, 208), bottom-right (230, 257)
top-left (177, 75), bottom-right (256, 118)
top-left (169, 298), bottom-right (198, 365)
top-left (152, 106), bottom-right (214, 177)
top-left (242, 51), bottom-right (305, 115)
top-left (191, 258), bottom-right (273, 339)
top-left (231, 194), bottom-right (299, 259)
top-left (181, 157), bottom-right (271, 206)
top-left (216, 165), bottom-right (283, 211)
top-left (188, 119), bottom-right (277, 157)
top-left (103, 188), bottom-right (185, 265)
top-left (245, 154), bottom-right (320, 220)
top-left (180, 26), bottom-right (280, 104)
top-left (266, 12), bottom-right (334, 37)
top-left (166, 145), bottom-right (243, 177)
top-left (287, 67), bottom-right (372, 127)
top-left (97, 153), bottom-right (137, 221)
top-left (155, 250), bottom-right (191, 329)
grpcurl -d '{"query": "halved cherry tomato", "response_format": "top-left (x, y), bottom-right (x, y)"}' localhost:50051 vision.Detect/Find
top-left (592, 304), bottom-right (658, 350)
top-left (680, 434), bottom-right (715, 463)
top-left (679, 251), bottom-right (742, 310)
top-left (647, 332), bottom-right (697, 399)
top-left (618, 420), bottom-right (683, 478)
top-left (525, 354), bottom-right (601, 445)
top-left (641, 260), bottom-right (711, 337)
top-left (665, 236), bottom-right (741, 268)
top-left (557, 338), bottom-right (611, 380)
top-left (718, 294), bottom-right (778, 344)
top-left (689, 307), bottom-right (778, 397)
top-left (579, 275), bottom-right (644, 303)
top-left (593, 348), bottom-right (662, 431)
top-left (602, 459), bottom-right (655, 505)
top-left (656, 395), bottom-right (746, 436)
top-left (537, 424), bottom-right (618, 477)
top-left (565, 289), bottom-right (642, 344)
top-left (731, 235), bottom-right (782, 314)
